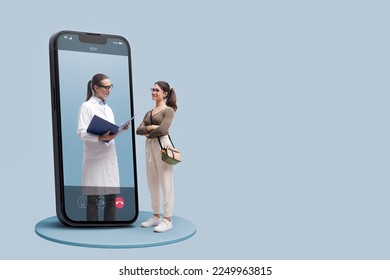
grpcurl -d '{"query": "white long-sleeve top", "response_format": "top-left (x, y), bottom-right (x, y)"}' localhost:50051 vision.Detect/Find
top-left (77, 96), bottom-right (117, 159)
top-left (77, 96), bottom-right (120, 190)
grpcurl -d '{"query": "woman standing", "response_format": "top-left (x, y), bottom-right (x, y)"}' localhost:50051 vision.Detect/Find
top-left (77, 73), bottom-right (122, 221)
top-left (137, 81), bottom-right (178, 232)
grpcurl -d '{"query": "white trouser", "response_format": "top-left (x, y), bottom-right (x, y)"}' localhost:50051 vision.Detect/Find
top-left (145, 136), bottom-right (174, 217)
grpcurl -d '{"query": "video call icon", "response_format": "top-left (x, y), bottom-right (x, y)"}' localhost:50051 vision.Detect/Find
top-left (77, 196), bottom-right (88, 209)
top-left (96, 196), bottom-right (106, 209)
top-left (115, 196), bottom-right (125, 209)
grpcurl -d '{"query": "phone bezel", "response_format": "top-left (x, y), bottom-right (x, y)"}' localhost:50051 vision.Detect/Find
top-left (49, 30), bottom-right (139, 226)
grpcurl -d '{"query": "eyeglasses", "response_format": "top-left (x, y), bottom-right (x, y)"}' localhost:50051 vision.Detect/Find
top-left (97, 84), bottom-right (114, 91)
top-left (150, 88), bottom-right (163, 93)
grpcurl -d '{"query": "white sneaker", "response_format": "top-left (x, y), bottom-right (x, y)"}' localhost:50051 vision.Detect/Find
top-left (141, 216), bottom-right (161, 227)
top-left (154, 219), bottom-right (173, 233)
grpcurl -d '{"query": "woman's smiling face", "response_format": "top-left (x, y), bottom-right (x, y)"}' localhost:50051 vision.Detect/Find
top-left (150, 83), bottom-right (166, 102)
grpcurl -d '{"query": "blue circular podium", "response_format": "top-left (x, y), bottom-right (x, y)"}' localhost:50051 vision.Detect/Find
top-left (35, 211), bottom-right (196, 248)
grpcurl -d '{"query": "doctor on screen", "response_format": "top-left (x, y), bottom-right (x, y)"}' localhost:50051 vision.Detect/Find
top-left (77, 73), bottom-right (126, 221)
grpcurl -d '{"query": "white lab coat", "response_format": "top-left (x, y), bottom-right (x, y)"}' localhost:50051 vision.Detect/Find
top-left (77, 96), bottom-right (120, 195)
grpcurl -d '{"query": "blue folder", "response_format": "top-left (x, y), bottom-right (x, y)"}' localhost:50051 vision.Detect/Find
top-left (87, 115), bottom-right (119, 138)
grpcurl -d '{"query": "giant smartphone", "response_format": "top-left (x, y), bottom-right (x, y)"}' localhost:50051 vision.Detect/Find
top-left (49, 31), bottom-right (138, 226)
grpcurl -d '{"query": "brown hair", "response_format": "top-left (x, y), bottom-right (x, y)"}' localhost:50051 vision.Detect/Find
top-left (155, 81), bottom-right (177, 111)
top-left (86, 73), bottom-right (110, 101)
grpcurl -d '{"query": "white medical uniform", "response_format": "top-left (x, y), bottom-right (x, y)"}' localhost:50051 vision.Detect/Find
top-left (77, 96), bottom-right (120, 195)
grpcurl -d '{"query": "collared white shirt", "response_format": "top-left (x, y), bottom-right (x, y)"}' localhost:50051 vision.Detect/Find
top-left (78, 97), bottom-right (114, 137)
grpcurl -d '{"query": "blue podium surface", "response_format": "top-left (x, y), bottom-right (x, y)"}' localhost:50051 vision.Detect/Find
top-left (35, 211), bottom-right (196, 248)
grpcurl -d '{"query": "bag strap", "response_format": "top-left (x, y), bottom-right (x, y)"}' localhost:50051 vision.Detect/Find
top-left (158, 135), bottom-right (175, 149)
top-left (151, 109), bottom-right (175, 149)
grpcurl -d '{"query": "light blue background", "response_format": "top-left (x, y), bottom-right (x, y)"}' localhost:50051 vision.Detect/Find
top-left (1, 0), bottom-right (390, 259)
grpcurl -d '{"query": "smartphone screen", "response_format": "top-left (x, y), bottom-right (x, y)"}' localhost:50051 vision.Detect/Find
top-left (49, 31), bottom-right (138, 226)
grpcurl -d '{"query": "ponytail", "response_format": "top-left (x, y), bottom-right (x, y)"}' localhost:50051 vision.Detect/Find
top-left (155, 81), bottom-right (178, 111)
top-left (86, 80), bottom-right (93, 101)
top-left (166, 87), bottom-right (177, 111)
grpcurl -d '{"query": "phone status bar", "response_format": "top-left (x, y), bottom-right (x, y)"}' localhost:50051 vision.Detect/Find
top-left (62, 35), bottom-right (125, 45)
top-left (63, 35), bottom-right (74, 41)
top-left (112, 41), bottom-right (124, 45)
top-left (58, 34), bottom-right (128, 56)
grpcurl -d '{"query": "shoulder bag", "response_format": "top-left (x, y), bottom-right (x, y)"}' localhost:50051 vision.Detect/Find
top-left (150, 109), bottom-right (182, 165)
top-left (158, 135), bottom-right (181, 165)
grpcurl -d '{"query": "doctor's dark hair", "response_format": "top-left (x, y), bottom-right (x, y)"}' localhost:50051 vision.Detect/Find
top-left (155, 81), bottom-right (177, 111)
top-left (86, 73), bottom-right (110, 101)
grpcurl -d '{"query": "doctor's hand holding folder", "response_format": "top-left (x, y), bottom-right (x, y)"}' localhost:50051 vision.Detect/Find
top-left (87, 115), bottom-right (136, 143)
